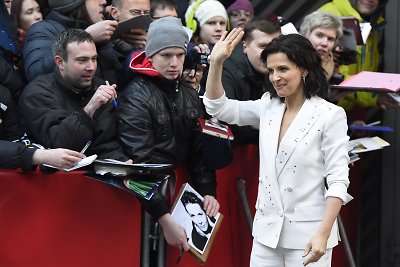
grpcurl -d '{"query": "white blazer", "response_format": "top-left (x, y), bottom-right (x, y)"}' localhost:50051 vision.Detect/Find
top-left (204, 93), bottom-right (353, 249)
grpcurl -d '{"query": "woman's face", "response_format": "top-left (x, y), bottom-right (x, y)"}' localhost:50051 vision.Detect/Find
top-left (185, 203), bottom-right (208, 232)
top-left (266, 52), bottom-right (305, 99)
top-left (199, 16), bottom-right (227, 45)
top-left (229, 9), bottom-right (252, 29)
top-left (308, 27), bottom-right (337, 60)
top-left (19, 0), bottom-right (42, 29)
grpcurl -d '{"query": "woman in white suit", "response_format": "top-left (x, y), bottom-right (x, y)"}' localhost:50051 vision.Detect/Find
top-left (203, 29), bottom-right (352, 267)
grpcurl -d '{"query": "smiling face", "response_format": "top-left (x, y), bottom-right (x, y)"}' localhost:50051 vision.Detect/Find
top-left (185, 203), bottom-right (208, 232)
top-left (266, 52), bottom-right (306, 99)
top-left (243, 29), bottom-right (281, 74)
top-left (308, 27), bottom-right (337, 60)
top-left (356, 0), bottom-right (379, 16)
top-left (18, 0), bottom-right (42, 29)
top-left (148, 47), bottom-right (186, 80)
top-left (199, 16), bottom-right (227, 45)
top-left (56, 41), bottom-right (97, 89)
top-left (229, 9), bottom-right (252, 28)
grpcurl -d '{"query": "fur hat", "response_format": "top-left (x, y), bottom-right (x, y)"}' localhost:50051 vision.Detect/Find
top-left (227, 0), bottom-right (254, 14)
top-left (48, 0), bottom-right (85, 13)
top-left (185, 0), bottom-right (228, 27)
top-left (145, 17), bottom-right (189, 57)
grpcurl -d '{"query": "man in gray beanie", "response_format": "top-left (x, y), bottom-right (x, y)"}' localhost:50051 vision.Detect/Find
top-left (117, 16), bottom-right (219, 255)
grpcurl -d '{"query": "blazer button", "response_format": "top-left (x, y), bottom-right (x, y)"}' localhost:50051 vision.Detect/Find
top-left (287, 187), bottom-right (293, 192)
top-left (278, 211), bottom-right (283, 217)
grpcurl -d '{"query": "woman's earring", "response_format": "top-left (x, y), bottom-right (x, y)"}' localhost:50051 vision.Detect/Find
top-left (302, 76), bottom-right (306, 84)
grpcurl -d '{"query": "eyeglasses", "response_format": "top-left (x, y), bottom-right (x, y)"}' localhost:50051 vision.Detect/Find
top-left (120, 8), bottom-right (151, 17)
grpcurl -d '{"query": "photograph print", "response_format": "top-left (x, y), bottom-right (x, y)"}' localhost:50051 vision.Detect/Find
top-left (171, 183), bottom-right (221, 255)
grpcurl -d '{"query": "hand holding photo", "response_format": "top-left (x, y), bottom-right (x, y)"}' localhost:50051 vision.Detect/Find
top-left (171, 183), bottom-right (223, 264)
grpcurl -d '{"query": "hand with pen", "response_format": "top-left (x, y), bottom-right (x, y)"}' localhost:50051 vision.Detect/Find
top-left (84, 81), bottom-right (117, 118)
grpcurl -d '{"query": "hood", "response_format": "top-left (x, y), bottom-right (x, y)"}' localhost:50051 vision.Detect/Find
top-left (129, 51), bottom-right (162, 77)
top-left (348, 0), bottom-right (388, 29)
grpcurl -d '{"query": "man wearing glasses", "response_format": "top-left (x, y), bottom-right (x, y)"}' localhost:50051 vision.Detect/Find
top-left (109, 0), bottom-right (150, 49)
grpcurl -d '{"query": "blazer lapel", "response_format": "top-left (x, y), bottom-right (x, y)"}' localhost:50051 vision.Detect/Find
top-left (275, 98), bottom-right (320, 178)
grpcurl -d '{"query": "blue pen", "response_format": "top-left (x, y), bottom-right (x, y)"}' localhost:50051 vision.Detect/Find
top-left (106, 80), bottom-right (118, 108)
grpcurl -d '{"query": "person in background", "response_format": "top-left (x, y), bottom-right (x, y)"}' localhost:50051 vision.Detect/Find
top-left (318, 0), bottom-right (398, 110)
top-left (204, 29), bottom-right (352, 266)
top-left (300, 11), bottom-right (342, 81)
top-left (150, 0), bottom-right (177, 19)
top-left (19, 29), bottom-right (129, 161)
top-left (176, 0), bottom-right (234, 23)
top-left (0, 0), bottom-right (26, 100)
top-left (226, 0), bottom-right (253, 29)
top-left (184, 0), bottom-right (228, 47)
top-left (23, 0), bottom-right (121, 84)
top-left (108, 0), bottom-right (149, 49)
top-left (11, 0), bottom-right (43, 49)
top-left (221, 18), bottom-right (280, 145)
top-left (117, 17), bottom-right (219, 250)
top-left (4, 0), bottom-right (11, 12)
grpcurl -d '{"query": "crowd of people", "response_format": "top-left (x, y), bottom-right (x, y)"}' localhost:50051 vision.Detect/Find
top-left (0, 0), bottom-right (395, 266)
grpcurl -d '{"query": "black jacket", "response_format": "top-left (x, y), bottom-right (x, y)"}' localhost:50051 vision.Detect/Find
top-left (221, 44), bottom-right (266, 145)
top-left (23, 10), bottom-right (121, 84)
top-left (0, 140), bottom-right (36, 171)
top-left (117, 72), bottom-right (216, 220)
top-left (18, 71), bottom-right (127, 161)
top-left (0, 85), bottom-right (25, 141)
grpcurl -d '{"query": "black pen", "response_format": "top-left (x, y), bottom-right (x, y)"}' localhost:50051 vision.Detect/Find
top-left (176, 247), bottom-right (184, 264)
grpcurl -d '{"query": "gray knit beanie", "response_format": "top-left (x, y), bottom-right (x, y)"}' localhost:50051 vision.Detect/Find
top-left (145, 17), bottom-right (189, 58)
top-left (49, 0), bottom-right (85, 13)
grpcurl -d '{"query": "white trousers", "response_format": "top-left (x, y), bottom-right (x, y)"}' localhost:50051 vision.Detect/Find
top-left (250, 239), bottom-right (333, 267)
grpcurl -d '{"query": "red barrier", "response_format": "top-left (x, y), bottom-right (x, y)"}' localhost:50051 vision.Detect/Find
top-left (0, 144), bottom-right (357, 267)
top-left (0, 170), bottom-right (141, 267)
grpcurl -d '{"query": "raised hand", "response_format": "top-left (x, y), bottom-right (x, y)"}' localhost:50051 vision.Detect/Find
top-left (84, 83), bottom-right (117, 117)
top-left (209, 28), bottom-right (244, 65)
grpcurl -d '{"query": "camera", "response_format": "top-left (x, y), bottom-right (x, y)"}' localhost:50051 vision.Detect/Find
top-left (183, 48), bottom-right (210, 70)
top-left (337, 48), bottom-right (357, 65)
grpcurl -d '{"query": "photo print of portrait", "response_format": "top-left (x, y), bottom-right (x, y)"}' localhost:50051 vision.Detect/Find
top-left (171, 183), bottom-right (221, 254)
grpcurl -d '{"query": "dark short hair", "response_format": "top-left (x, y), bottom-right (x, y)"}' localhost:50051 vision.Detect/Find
top-left (150, 0), bottom-right (177, 16)
top-left (180, 191), bottom-right (203, 212)
top-left (52, 29), bottom-right (94, 61)
top-left (260, 34), bottom-right (328, 100)
top-left (242, 17), bottom-right (281, 43)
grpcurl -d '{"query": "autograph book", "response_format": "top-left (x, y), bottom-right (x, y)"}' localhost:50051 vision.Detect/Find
top-left (331, 71), bottom-right (400, 93)
top-left (198, 118), bottom-right (234, 140)
top-left (85, 160), bottom-right (173, 200)
top-left (171, 183), bottom-right (223, 264)
top-left (112, 14), bottom-right (153, 39)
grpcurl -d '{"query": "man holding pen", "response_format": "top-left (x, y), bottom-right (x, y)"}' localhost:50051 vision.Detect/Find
top-left (19, 29), bottom-right (129, 161)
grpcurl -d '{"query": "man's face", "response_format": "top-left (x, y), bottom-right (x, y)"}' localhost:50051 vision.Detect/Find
top-left (111, 0), bottom-right (150, 22)
top-left (56, 41), bottom-right (97, 89)
top-left (85, 0), bottom-right (106, 23)
top-left (243, 29), bottom-right (281, 74)
top-left (152, 6), bottom-right (177, 20)
top-left (148, 47), bottom-right (186, 80)
top-left (357, 0), bottom-right (379, 16)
